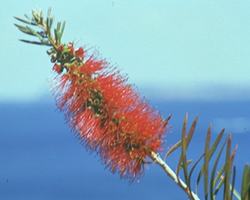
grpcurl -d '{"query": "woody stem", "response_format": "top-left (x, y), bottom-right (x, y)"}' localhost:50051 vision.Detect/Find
top-left (150, 151), bottom-right (200, 200)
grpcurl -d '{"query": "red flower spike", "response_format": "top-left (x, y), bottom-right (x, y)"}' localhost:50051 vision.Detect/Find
top-left (98, 102), bottom-right (165, 178)
top-left (79, 56), bottom-right (106, 75)
top-left (96, 74), bottom-right (138, 111)
top-left (52, 44), bottom-right (167, 179)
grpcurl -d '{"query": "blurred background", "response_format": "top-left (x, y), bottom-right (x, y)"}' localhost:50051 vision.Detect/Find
top-left (0, 0), bottom-right (250, 199)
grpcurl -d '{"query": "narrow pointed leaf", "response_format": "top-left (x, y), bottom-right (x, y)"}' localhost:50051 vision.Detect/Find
top-left (213, 141), bottom-right (237, 195)
top-left (188, 153), bottom-right (204, 197)
top-left (14, 24), bottom-right (35, 36)
top-left (54, 28), bottom-right (58, 44)
top-left (47, 8), bottom-right (52, 18)
top-left (59, 21), bottom-right (66, 42)
top-left (229, 146), bottom-right (240, 200)
top-left (14, 16), bottom-right (37, 25)
top-left (241, 165), bottom-right (250, 200)
top-left (57, 22), bottom-right (61, 32)
top-left (230, 166), bottom-right (236, 200)
top-left (197, 128), bottom-right (225, 193)
top-left (165, 140), bottom-right (181, 159)
top-left (196, 170), bottom-right (202, 194)
top-left (186, 117), bottom-right (198, 147)
top-left (176, 114), bottom-right (187, 176)
top-left (214, 166), bottom-right (226, 195)
top-left (176, 114), bottom-right (188, 184)
top-left (181, 128), bottom-right (188, 183)
top-left (208, 128), bottom-right (225, 160)
top-left (19, 39), bottom-right (51, 46)
top-left (223, 135), bottom-right (232, 200)
top-left (204, 126), bottom-right (211, 200)
top-left (210, 139), bottom-right (227, 200)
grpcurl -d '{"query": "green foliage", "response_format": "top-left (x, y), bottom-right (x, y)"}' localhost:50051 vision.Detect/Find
top-left (165, 115), bottom-right (242, 200)
top-left (241, 165), bottom-right (250, 200)
top-left (14, 9), bottom-right (65, 48)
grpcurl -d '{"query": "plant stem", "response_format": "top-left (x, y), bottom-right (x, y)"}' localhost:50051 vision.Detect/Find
top-left (150, 151), bottom-right (200, 200)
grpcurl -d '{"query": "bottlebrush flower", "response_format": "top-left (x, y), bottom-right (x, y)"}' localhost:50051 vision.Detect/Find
top-left (52, 42), bottom-right (167, 179)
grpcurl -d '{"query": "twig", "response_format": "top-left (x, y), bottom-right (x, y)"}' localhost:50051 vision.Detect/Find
top-left (150, 151), bottom-right (200, 200)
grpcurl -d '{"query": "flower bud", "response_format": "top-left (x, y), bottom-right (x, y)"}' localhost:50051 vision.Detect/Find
top-left (67, 43), bottom-right (74, 55)
top-left (53, 63), bottom-right (62, 74)
top-left (75, 47), bottom-right (84, 59)
top-left (57, 45), bottom-right (64, 52)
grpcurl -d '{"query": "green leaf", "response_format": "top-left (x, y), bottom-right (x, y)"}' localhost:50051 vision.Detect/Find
top-left (223, 135), bottom-right (232, 200)
top-left (241, 164), bottom-right (250, 200)
top-left (186, 117), bottom-right (198, 147)
top-left (176, 114), bottom-right (189, 184)
top-left (229, 146), bottom-right (239, 200)
top-left (196, 170), bottom-right (202, 194)
top-left (14, 16), bottom-right (37, 26)
top-left (204, 126), bottom-right (211, 200)
top-left (165, 115), bottom-right (193, 160)
top-left (208, 128), bottom-right (225, 160)
top-left (165, 140), bottom-right (181, 159)
top-left (180, 159), bottom-right (193, 168)
top-left (19, 39), bottom-right (51, 46)
top-left (57, 22), bottom-right (61, 32)
top-left (47, 8), bottom-right (52, 19)
top-left (196, 128), bottom-right (225, 195)
top-left (32, 10), bottom-right (41, 24)
top-left (14, 24), bottom-right (36, 36)
top-left (212, 135), bottom-right (236, 197)
top-left (214, 166), bottom-right (226, 195)
top-left (59, 21), bottom-right (66, 42)
top-left (188, 153), bottom-right (205, 196)
top-left (230, 166), bottom-right (236, 200)
top-left (56, 21), bottom-right (66, 44)
top-left (210, 138), bottom-right (227, 200)
top-left (54, 28), bottom-right (58, 44)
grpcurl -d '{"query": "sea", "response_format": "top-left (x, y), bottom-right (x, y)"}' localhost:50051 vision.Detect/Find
top-left (0, 98), bottom-right (249, 200)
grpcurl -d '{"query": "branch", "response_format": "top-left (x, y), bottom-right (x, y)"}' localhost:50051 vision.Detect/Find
top-left (150, 151), bottom-right (200, 200)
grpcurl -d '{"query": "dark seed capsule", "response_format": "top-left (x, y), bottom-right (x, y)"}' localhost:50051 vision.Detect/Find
top-left (51, 55), bottom-right (57, 63)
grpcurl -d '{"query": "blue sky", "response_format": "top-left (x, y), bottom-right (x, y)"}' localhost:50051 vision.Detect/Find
top-left (0, 0), bottom-right (250, 101)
